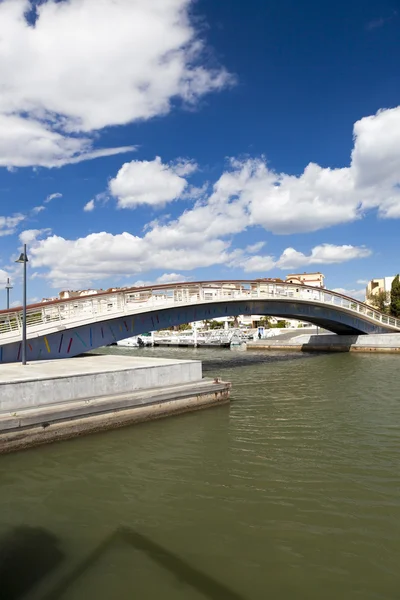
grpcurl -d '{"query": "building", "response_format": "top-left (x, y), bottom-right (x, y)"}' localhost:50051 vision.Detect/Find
top-left (59, 289), bottom-right (101, 300)
top-left (285, 272), bottom-right (325, 288)
top-left (365, 277), bottom-right (395, 305)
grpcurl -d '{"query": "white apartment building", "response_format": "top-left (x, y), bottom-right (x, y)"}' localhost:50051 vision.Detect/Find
top-left (285, 272), bottom-right (325, 288)
top-left (365, 276), bottom-right (395, 305)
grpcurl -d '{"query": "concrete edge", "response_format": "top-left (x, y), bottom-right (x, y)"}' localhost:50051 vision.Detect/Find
top-left (247, 343), bottom-right (400, 353)
top-left (0, 382), bottom-right (231, 455)
top-left (0, 379), bottom-right (231, 432)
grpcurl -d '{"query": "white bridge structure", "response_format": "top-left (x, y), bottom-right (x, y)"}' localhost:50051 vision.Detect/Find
top-left (0, 280), bottom-right (399, 363)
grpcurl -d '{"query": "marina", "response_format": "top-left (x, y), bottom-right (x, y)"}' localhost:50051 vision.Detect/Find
top-left (116, 328), bottom-right (253, 349)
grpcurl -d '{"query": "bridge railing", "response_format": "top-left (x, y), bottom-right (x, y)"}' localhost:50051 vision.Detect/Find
top-left (0, 281), bottom-right (399, 339)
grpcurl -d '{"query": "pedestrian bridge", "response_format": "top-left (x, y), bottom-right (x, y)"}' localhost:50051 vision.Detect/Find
top-left (0, 280), bottom-right (398, 363)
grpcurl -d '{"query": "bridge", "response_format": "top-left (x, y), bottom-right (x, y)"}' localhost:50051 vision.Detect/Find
top-left (0, 280), bottom-right (399, 363)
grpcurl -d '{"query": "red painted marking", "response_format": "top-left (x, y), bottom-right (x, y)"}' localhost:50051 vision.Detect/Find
top-left (17, 343), bottom-right (21, 361)
top-left (124, 320), bottom-right (129, 331)
top-left (28, 343), bottom-right (32, 351)
top-left (67, 338), bottom-right (73, 353)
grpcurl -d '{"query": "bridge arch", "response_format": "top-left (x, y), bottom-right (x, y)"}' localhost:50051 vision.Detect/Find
top-left (0, 281), bottom-right (399, 363)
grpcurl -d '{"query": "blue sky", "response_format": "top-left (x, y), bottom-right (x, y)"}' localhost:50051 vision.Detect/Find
top-left (0, 0), bottom-right (399, 306)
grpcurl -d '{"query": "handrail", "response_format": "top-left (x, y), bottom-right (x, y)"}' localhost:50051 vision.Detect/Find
top-left (0, 280), bottom-right (399, 338)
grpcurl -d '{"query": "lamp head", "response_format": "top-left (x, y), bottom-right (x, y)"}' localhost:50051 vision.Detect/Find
top-left (15, 253), bottom-right (28, 264)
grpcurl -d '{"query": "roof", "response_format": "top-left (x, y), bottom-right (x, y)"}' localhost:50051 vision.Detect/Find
top-left (286, 273), bottom-right (324, 277)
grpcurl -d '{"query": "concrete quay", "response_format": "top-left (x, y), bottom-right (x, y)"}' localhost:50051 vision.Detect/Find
top-left (0, 355), bottom-right (231, 454)
top-left (247, 332), bottom-right (400, 353)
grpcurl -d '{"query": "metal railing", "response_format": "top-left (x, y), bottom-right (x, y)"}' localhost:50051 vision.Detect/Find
top-left (0, 280), bottom-right (399, 340)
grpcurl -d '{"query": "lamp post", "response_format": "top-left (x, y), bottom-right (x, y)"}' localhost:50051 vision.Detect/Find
top-left (15, 244), bottom-right (28, 365)
top-left (5, 277), bottom-right (12, 310)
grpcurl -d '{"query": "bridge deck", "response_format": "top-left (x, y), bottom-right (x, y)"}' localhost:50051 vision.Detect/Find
top-left (0, 281), bottom-right (398, 362)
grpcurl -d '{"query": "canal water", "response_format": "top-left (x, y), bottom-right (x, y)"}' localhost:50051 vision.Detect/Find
top-left (1, 348), bottom-right (400, 600)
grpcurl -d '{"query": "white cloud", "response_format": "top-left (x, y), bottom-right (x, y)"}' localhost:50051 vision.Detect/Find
top-left (332, 288), bottom-right (366, 301)
top-left (0, 269), bottom-right (10, 286)
top-left (109, 157), bottom-right (191, 208)
top-left (19, 228), bottom-right (52, 245)
top-left (246, 241), bottom-right (265, 253)
top-left (45, 192), bottom-right (62, 203)
top-left (233, 244), bottom-right (371, 273)
top-left (130, 273), bottom-right (190, 287)
top-left (171, 159), bottom-right (198, 177)
top-left (276, 244), bottom-right (372, 270)
top-left (83, 200), bottom-right (95, 212)
top-left (356, 279), bottom-right (368, 285)
top-left (239, 255), bottom-right (276, 272)
top-left (83, 192), bottom-right (109, 211)
top-left (180, 183), bottom-right (209, 201)
top-left (0, 214), bottom-right (25, 237)
top-left (29, 231), bottom-right (230, 288)
top-left (0, 0), bottom-right (231, 168)
top-left (32, 206), bottom-right (45, 215)
top-left (156, 273), bottom-right (189, 284)
top-left (29, 226), bottom-right (370, 289)
top-left (135, 106), bottom-right (400, 238)
top-left (0, 113), bottom-right (135, 168)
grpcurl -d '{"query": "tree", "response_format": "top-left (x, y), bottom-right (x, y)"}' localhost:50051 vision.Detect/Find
top-left (208, 320), bottom-right (225, 330)
top-left (390, 275), bottom-right (400, 318)
top-left (259, 316), bottom-right (271, 325)
top-left (367, 290), bottom-right (390, 313)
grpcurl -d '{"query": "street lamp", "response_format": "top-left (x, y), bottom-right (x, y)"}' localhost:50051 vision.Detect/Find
top-left (5, 277), bottom-right (12, 310)
top-left (15, 244), bottom-right (28, 365)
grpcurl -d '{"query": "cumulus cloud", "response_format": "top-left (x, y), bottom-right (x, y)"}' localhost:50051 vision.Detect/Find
top-left (234, 244), bottom-right (371, 273)
top-left (0, 0), bottom-right (231, 168)
top-left (19, 228), bottom-right (52, 245)
top-left (29, 231), bottom-right (230, 288)
top-left (109, 157), bottom-right (191, 208)
top-left (276, 244), bottom-right (372, 270)
top-left (0, 214), bottom-right (26, 237)
top-left (156, 273), bottom-right (190, 284)
top-left (123, 105), bottom-right (400, 238)
top-left (28, 227), bottom-right (370, 289)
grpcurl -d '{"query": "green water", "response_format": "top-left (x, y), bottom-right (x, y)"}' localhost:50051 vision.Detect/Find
top-left (1, 348), bottom-right (400, 600)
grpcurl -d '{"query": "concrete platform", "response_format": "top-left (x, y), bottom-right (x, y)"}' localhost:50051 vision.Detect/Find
top-left (0, 354), bottom-right (202, 411)
top-left (247, 332), bottom-right (400, 353)
top-left (0, 354), bottom-right (231, 454)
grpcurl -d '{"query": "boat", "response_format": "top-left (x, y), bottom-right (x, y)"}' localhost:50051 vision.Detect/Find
top-left (153, 329), bottom-right (248, 348)
top-left (117, 329), bottom-right (252, 349)
top-left (117, 334), bottom-right (153, 347)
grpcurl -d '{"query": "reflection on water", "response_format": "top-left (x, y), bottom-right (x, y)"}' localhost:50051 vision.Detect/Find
top-left (42, 528), bottom-right (246, 600)
top-left (1, 347), bottom-right (400, 599)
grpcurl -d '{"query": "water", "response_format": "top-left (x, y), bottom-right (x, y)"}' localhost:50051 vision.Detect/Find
top-left (1, 348), bottom-right (400, 599)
